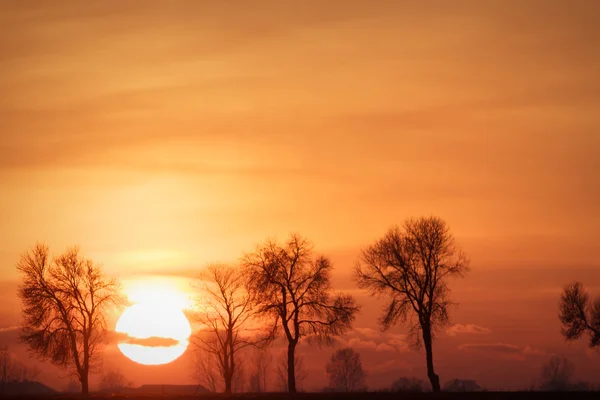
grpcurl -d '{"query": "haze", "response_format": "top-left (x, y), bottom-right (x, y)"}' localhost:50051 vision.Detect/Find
top-left (1, 0), bottom-right (599, 392)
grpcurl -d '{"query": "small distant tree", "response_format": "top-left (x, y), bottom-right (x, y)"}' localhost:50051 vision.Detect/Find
top-left (559, 282), bottom-right (600, 348)
top-left (355, 217), bottom-right (469, 392)
top-left (243, 234), bottom-right (359, 393)
top-left (192, 349), bottom-right (219, 392)
top-left (1, 346), bottom-right (14, 397)
top-left (248, 348), bottom-right (272, 393)
top-left (275, 351), bottom-right (307, 392)
top-left (100, 368), bottom-right (129, 393)
top-left (231, 357), bottom-right (246, 393)
top-left (325, 348), bottom-right (367, 392)
top-left (0, 346), bottom-right (42, 396)
top-left (65, 379), bottom-right (79, 394)
top-left (193, 264), bottom-right (263, 394)
top-left (391, 376), bottom-right (427, 392)
top-left (539, 355), bottom-right (574, 391)
top-left (17, 244), bottom-right (122, 395)
top-left (443, 378), bottom-right (483, 392)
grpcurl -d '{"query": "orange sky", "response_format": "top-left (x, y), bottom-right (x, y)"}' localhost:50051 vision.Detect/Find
top-left (1, 0), bottom-right (599, 392)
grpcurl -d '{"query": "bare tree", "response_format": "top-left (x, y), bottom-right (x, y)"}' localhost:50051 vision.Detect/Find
top-left (248, 348), bottom-right (272, 393)
top-left (391, 376), bottom-right (427, 392)
top-left (275, 351), bottom-right (307, 392)
top-left (443, 378), bottom-right (483, 392)
top-left (325, 347), bottom-right (366, 392)
top-left (191, 349), bottom-right (220, 392)
top-left (192, 264), bottom-right (263, 394)
top-left (559, 282), bottom-right (600, 349)
top-left (1, 346), bottom-right (13, 397)
top-left (231, 356), bottom-right (246, 393)
top-left (539, 355), bottom-right (574, 391)
top-left (100, 368), bottom-right (129, 393)
top-left (17, 244), bottom-right (122, 395)
top-left (1, 345), bottom-right (42, 396)
top-left (64, 379), bottom-right (79, 394)
top-left (355, 217), bottom-right (469, 392)
top-left (243, 234), bottom-right (360, 393)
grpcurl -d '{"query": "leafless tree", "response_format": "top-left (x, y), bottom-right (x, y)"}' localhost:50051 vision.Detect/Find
top-left (325, 347), bottom-right (367, 392)
top-left (191, 349), bottom-right (220, 392)
top-left (243, 234), bottom-right (360, 393)
top-left (64, 379), bottom-right (79, 394)
top-left (559, 281), bottom-right (600, 349)
top-left (443, 378), bottom-right (483, 392)
top-left (16, 244), bottom-right (122, 395)
top-left (231, 356), bottom-right (246, 393)
top-left (248, 348), bottom-right (272, 393)
top-left (1, 346), bottom-right (41, 396)
top-left (192, 264), bottom-right (264, 394)
top-left (355, 217), bottom-right (469, 392)
top-left (1, 346), bottom-right (13, 397)
top-left (100, 368), bottom-right (129, 393)
top-left (391, 376), bottom-right (427, 392)
top-left (275, 350), bottom-right (307, 392)
top-left (539, 355), bottom-right (574, 391)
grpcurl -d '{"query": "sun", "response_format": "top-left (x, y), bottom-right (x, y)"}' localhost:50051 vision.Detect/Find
top-left (115, 279), bottom-right (193, 365)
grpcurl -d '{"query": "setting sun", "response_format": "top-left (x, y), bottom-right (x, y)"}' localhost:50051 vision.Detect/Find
top-left (115, 280), bottom-right (193, 365)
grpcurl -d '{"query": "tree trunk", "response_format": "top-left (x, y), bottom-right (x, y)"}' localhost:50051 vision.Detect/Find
top-left (422, 327), bottom-right (441, 392)
top-left (287, 342), bottom-right (297, 393)
top-left (223, 352), bottom-right (232, 394)
top-left (80, 371), bottom-right (89, 396)
top-left (224, 374), bottom-right (232, 394)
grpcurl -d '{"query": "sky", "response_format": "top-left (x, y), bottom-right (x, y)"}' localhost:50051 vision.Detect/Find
top-left (1, 0), bottom-right (599, 392)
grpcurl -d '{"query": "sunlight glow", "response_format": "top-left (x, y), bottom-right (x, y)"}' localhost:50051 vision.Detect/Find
top-left (124, 277), bottom-right (194, 309)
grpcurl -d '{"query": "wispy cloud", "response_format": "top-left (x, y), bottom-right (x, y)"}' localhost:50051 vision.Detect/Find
top-left (458, 342), bottom-right (549, 361)
top-left (337, 328), bottom-right (409, 353)
top-left (446, 324), bottom-right (491, 336)
top-left (107, 331), bottom-right (181, 347)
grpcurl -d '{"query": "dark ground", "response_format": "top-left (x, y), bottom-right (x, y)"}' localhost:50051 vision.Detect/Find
top-left (6, 393), bottom-right (599, 400)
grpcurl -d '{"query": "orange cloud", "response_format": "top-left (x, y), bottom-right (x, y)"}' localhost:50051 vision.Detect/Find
top-left (107, 331), bottom-right (180, 347)
top-left (458, 343), bottom-right (549, 362)
top-left (446, 324), bottom-right (491, 336)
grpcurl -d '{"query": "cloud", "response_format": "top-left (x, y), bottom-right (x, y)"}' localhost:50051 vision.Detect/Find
top-left (459, 343), bottom-right (522, 354)
top-left (0, 326), bottom-right (18, 333)
top-left (124, 336), bottom-right (180, 347)
top-left (337, 328), bottom-right (409, 353)
top-left (353, 327), bottom-right (379, 339)
top-left (446, 324), bottom-right (491, 336)
top-left (458, 343), bottom-right (549, 361)
top-left (371, 358), bottom-right (412, 373)
top-left (107, 331), bottom-right (180, 347)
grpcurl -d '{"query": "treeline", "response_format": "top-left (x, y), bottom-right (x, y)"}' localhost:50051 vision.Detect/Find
top-left (12, 216), bottom-right (600, 394)
top-left (188, 216), bottom-right (470, 393)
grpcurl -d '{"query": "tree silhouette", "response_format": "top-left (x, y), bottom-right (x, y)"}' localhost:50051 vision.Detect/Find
top-left (1, 346), bottom-right (42, 397)
top-left (243, 233), bottom-right (359, 393)
top-left (192, 264), bottom-right (262, 394)
top-left (391, 376), bottom-right (427, 392)
top-left (355, 216), bottom-right (469, 392)
top-left (559, 281), bottom-right (600, 348)
top-left (191, 349), bottom-right (219, 392)
top-left (100, 368), bottom-right (130, 393)
top-left (443, 378), bottom-right (483, 392)
top-left (539, 355), bottom-right (574, 391)
top-left (248, 348), bottom-right (272, 393)
top-left (275, 351), bottom-right (307, 392)
top-left (325, 347), bottom-right (367, 392)
top-left (16, 244), bottom-right (121, 395)
top-left (1, 346), bottom-right (13, 397)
